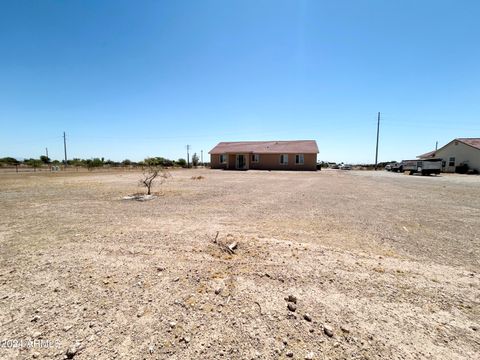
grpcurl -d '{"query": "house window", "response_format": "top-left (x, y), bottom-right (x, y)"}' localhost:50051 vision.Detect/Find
top-left (251, 154), bottom-right (259, 163)
top-left (295, 154), bottom-right (304, 165)
top-left (442, 161), bottom-right (446, 168)
top-left (449, 157), bottom-right (455, 167)
top-left (280, 154), bottom-right (288, 165)
top-left (220, 154), bottom-right (227, 164)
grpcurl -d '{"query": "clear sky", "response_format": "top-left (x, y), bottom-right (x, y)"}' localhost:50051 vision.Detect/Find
top-left (1, 0), bottom-right (479, 163)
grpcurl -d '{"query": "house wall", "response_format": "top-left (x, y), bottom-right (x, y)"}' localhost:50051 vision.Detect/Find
top-left (210, 154), bottom-right (228, 169)
top-left (435, 141), bottom-right (480, 172)
top-left (210, 153), bottom-right (317, 171)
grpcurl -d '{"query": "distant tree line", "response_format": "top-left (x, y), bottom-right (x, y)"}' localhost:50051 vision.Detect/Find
top-left (0, 156), bottom-right (197, 169)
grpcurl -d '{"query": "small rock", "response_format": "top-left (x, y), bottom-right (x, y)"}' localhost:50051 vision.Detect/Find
top-left (32, 331), bottom-right (42, 338)
top-left (157, 266), bottom-right (166, 272)
top-left (285, 295), bottom-right (297, 304)
top-left (180, 336), bottom-right (191, 343)
top-left (31, 315), bottom-right (40, 322)
top-left (169, 321), bottom-right (177, 328)
top-left (287, 303), bottom-right (297, 312)
top-left (303, 313), bottom-right (312, 322)
top-left (470, 325), bottom-right (478, 331)
top-left (148, 345), bottom-right (155, 354)
top-left (32, 352), bottom-right (40, 358)
top-left (323, 325), bottom-right (334, 337)
top-left (215, 288), bottom-right (221, 295)
top-left (65, 343), bottom-right (79, 359)
top-left (340, 325), bottom-right (350, 333)
top-left (173, 277), bottom-right (180, 282)
top-left (305, 352), bottom-right (315, 360)
top-left (286, 351), bottom-right (294, 358)
top-left (63, 325), bottom-right (73, 332)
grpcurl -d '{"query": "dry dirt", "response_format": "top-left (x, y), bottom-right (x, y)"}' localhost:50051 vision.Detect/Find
top-left (0, 169), bottom-right (479, 359)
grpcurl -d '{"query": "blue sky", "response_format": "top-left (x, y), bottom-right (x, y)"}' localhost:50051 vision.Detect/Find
top-left (1, 0), bottom-right (479, 163)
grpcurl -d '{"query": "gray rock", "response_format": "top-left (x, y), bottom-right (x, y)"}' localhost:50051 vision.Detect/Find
top-left (305, 352), bottom-right (315, 360)
top-left (324, 325), bottom-right (334, 337)
top-left (285, 295), bottom-right (297, 304)
top-left (180, 336), bottom-right (191, 343)
top-left (287, 303), bottom-right (297, 312)
top-left (340, 325), bottom-right (350, 333)
top-left (303, 313), bottom-right (312, 322)
top-left (65, 343), bottom-right (79, 359)
top-left (286, 351), bottom-right (294, 358)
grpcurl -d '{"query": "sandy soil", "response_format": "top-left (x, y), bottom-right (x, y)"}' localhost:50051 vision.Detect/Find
top-left (0, 169), bottom-right (479, 359)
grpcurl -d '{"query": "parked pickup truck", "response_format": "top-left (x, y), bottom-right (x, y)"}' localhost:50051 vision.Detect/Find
top-left (401, 159), bottom-right (442, 175)
top-left (385, 162), bottom-right (402, 172)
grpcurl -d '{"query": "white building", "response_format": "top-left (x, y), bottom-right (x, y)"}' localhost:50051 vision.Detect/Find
top-left (418, 138), bottom-right (480, 173)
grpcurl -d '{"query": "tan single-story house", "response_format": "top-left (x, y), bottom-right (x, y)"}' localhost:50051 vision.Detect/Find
top-left (209, 140), bottom-right (319, 171)
top-left (417, 138), bottom-right (480, 173)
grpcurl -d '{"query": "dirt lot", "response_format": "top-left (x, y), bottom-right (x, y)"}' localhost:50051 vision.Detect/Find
top-left (0, 169), bottom-right (479, 359)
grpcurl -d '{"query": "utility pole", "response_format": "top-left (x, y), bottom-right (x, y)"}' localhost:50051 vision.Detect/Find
top-left (186, 145), bottom-right (190, 168)
top-left (63, 131), bottom-right (68, 167)
top-left (201, 150), bottom-right (203, 165)
top-left (374, 112), bottom-right (380, 170)
top-left (435, 141), bottom-right (438, 151)
top-left (45, 147), bottom-right (49, 159)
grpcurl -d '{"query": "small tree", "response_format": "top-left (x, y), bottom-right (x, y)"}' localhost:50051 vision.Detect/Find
top-left (0, 157), bottom-right (20, 166)
top-left (139, 165), bottom-right (170, 195)
top-left (176, 158), bottom-right (187, 168)
top-left (40, 155), bottom-right (51, 164)
top-left (192, 153), bottom-right (199, 167)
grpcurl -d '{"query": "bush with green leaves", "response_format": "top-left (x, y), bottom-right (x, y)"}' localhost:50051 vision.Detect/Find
top-left (176, 158), bottom-right (187, 168)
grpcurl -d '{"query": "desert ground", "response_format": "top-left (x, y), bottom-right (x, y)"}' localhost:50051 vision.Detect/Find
top-left (0, 168), bottom-right (479, 360)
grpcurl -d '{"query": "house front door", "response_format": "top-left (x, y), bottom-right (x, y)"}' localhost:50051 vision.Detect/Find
top-left (236, 154), bottom-right (246, 169)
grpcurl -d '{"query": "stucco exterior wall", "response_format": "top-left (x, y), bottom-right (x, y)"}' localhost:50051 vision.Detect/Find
top-left (435, 141), bottom-right (480, 172)
top-left (210, 153), bottom-right (317, 171)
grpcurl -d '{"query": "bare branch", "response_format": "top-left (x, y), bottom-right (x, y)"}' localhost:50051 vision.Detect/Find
top-left (139, 165), bottom-right (170, 195)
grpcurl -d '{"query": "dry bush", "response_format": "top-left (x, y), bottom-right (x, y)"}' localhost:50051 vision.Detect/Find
top-left (139, 165), bottom-right (170, 195)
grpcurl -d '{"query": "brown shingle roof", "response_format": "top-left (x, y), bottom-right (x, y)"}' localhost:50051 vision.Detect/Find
top-left (209, 140), bottom-right (319, 154)
top-left (457, 138), bottom-right (480, 150)
top-left (417, 138), bottom-right (480, 158)
top-left (417, 150), bottom-right (436, 159)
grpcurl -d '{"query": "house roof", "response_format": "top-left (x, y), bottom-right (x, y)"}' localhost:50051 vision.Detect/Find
top-left (457, 138), bottom-right (480, 150)
top-left (209, 140), bottom-right (319, 154)
top-left (417, 138), bottom-right (480, 158)
top-left (417, 150), bottom-right (437, 159)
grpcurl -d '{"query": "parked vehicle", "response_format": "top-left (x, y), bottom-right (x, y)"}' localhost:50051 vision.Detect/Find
top-left (391, 162), bottom-right (403, 172)
top-left (340, 164), bottom-right (352, 170)
top-left (401, 159), bottom-right (442, 175)
top-left (385, 162), bottom-right (401, 171)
